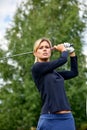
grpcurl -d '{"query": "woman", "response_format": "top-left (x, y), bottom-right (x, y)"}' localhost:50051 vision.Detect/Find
top-left (31, 37), bottom-right (78, 130)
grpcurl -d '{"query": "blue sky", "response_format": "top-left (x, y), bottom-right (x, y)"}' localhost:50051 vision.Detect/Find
top-left (0, 0), bottom-right (87, 55)
top-left (0, 0), bottom-right (23, 50)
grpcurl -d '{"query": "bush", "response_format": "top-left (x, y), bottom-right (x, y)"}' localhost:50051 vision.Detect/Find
top-left (80, 123), bottom-right (87, 130)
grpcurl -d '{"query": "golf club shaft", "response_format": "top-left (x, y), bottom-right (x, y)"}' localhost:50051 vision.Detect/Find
top-left (0, 47), bottom-right (56, 60)
top-left (0, 51), bottom-right (33, 60)
top-left (0, 44), bottom-right (73, 60)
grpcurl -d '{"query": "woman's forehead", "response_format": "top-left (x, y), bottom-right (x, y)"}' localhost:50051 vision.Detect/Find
top-left (40, 40), bottom-right (51, 46)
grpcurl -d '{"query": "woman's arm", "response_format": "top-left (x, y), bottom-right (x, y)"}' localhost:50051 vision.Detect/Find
top-left (58, 52), bottom-right (78, 80)
top-left (32, 51), bottom-right (68, 76)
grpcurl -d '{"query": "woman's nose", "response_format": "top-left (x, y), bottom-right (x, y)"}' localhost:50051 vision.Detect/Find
top-left (43, 47), bottom-right (47, 51)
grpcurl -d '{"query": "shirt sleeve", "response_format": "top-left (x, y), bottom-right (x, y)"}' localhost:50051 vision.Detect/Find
top-left (32, 51), bottom-right (68, 76)
top-left (58, 56), bottom-right (78, 80)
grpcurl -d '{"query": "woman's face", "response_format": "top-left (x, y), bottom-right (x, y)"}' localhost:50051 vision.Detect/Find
top-left (34, 41), bottom-right (52, 62)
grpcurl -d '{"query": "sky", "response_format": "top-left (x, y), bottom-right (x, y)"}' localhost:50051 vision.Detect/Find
top-left (0, 0), bottom-right (87, 55)
top-left (0, 0), bottom-right (23, 50)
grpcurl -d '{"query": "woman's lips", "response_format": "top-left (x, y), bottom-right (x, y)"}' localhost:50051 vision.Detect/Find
top-left (43, 53), bottom-right (48, 55)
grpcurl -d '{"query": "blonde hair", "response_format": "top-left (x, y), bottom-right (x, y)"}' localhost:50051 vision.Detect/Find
top-left (33, 37), bottom-right (52, 63)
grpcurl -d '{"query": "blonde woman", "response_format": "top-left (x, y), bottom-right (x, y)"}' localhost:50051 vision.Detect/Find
top-left (31, 38), bottom-right (78, 130)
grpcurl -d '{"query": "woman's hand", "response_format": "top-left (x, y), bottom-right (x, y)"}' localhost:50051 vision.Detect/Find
top-left (53, 44), bottom-right (67, 52)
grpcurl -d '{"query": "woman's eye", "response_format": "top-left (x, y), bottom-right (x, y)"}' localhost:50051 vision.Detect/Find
top-left (39, 46), bottom-right (43, 49)
top-left (46, 46), bottom-right (50, 49)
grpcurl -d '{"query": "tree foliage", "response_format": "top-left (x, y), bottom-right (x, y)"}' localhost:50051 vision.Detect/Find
top-left (0, 0), bottom-right (87, 129)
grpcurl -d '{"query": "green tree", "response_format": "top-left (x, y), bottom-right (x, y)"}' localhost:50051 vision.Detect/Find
top-left (0, 0), bottom-right (87, 129)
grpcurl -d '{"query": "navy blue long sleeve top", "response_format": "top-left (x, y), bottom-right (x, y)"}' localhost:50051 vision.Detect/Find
top-left (31, 51), bottom-right (78, 114)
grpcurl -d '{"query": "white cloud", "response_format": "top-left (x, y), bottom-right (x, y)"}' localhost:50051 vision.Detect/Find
top-left (0, 1), bottom-right (23, 34)
top-left (0, 0), bottom-right (23, 50)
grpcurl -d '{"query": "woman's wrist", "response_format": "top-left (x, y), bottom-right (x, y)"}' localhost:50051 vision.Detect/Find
top-left (61, 48), bottom-right (67, 52)
top-left (70, 52), bottom-right (76, 57)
